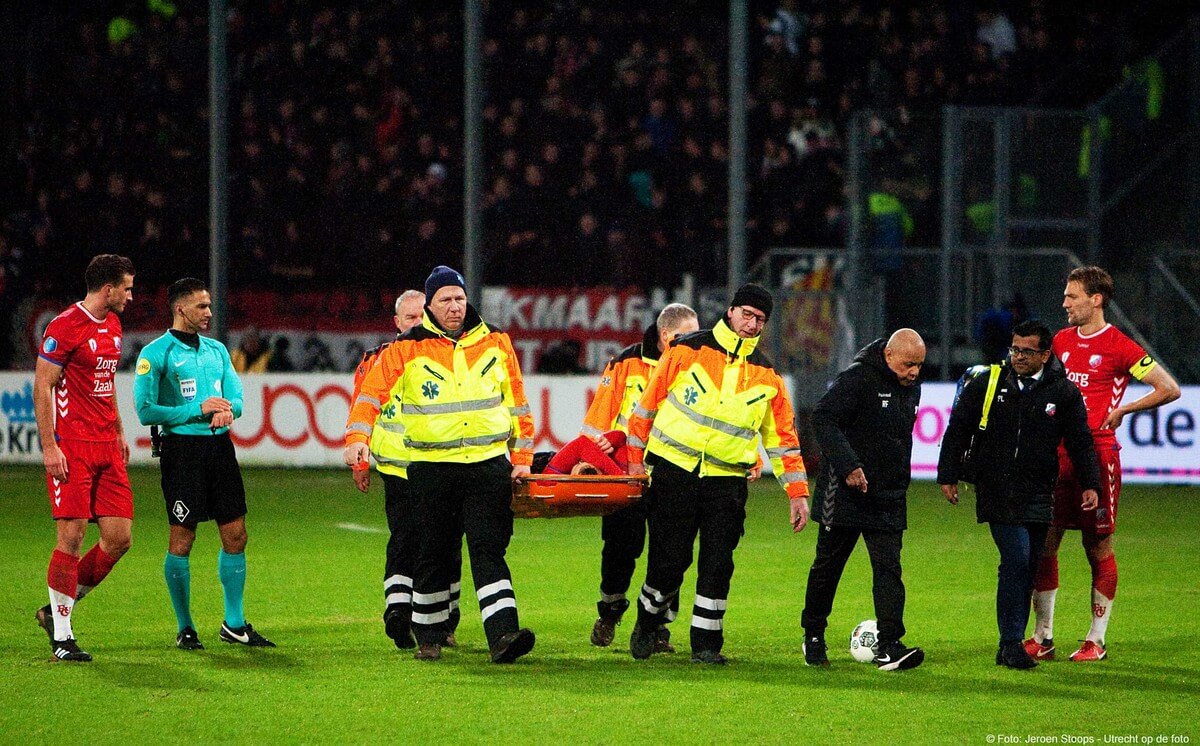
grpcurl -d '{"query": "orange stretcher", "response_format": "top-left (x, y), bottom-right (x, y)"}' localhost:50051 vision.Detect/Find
top-left (512, 474), bottom-right (648, 519)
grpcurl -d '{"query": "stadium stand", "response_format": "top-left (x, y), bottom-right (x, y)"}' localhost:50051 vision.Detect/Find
top-left (0, 1), bottom-right (1187, 369)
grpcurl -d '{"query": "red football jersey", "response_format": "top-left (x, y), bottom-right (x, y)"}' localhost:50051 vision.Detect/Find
top-left (1053, 324), bottom-right (1157, 435)
top-left (38, 303), bottom-right (124, 441)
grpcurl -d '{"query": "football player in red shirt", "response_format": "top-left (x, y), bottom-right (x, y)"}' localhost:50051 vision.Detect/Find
top-left (33, 254), bottom-right (137, 662)
top-left (1026, 266), bottom-right (1180, 662)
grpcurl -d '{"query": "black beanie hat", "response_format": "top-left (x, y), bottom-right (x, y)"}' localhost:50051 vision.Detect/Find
top-left (730, 283), bottom-right (773, 320)
top-left (425, 265), bottom-right (466, 300)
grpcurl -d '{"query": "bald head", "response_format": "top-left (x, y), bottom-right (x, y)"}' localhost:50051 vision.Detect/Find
top-left (884, 328), bottom-right (925, 386)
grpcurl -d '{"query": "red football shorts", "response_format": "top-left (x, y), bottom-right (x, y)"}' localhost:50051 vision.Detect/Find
top-left (47, 439), bottom-right (134, 521)
top-left (1053, 436), bottom-right (1120, 535)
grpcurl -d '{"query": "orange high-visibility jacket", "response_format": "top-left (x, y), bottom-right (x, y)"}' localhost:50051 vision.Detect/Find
top-left (582, 324), bottom-right (659, 439)
top-left (345, 306), bottom-right (534, 466)
top-left (626, 318), bottom-right (809, 499)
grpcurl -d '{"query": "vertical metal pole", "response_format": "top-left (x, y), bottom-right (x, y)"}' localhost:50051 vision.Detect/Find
top-left (939, 106), bottom-right (960, 380)
top-left (208, 0), bottom-right (229, 344)
top-left (463, 0), bottom-right (483, 300)
top-left (726, 0), bottom-right (748, 296)
top-left (1085, 108), bottom-right (1104, 264)
top-left (1188, 15), bottom-right (1200, 252)
top-left (993, 111), bottom-right (1013, 307)
top-left (845, 112), bottom-right (866, 347)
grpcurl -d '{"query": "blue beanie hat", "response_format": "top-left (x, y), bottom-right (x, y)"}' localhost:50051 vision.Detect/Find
top-left (425, 265), bottom-right (466, 300)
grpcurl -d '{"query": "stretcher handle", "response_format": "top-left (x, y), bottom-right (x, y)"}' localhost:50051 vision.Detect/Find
top-left (516, 474), bottom-right (649, 485)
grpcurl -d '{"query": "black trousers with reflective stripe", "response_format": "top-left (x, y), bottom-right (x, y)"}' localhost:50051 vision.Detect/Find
top-left (408, 457), bottom-right (518, 647)
top-left (636, 459), bottom-right (747, 654)
top-left (381, 473), bottom-right (461, 630)
top-left (801, 524), bottom-right (906, 645)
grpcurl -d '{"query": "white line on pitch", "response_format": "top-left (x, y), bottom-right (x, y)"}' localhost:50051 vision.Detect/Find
top-left (335, 522), bottom-right (388, 534)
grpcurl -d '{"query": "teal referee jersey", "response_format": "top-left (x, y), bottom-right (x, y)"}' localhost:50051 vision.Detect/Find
top-left (133, 331), bottom-right (244, 436)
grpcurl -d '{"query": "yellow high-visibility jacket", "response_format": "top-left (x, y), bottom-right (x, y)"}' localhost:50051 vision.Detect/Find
top-left (626, 318), bottom-right (809, 498)
top-left (345, 306), bottom-right (534, 466)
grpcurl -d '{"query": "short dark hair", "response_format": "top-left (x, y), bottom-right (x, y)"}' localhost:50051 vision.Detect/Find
top-left (1067, 266), bottom-right (1114, 308)
top-left (168, 277), bottom-right (208, 309)
top-left (1012, 320), bottom-right (1053, 351)
top-left (84, 254), bottom-right (134, 292)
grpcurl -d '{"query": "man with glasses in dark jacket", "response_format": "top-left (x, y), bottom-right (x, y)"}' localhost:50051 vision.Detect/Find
top-left (801, 328), bottom-right (926, 670)
top-left (937, 320), bottom-right (1099, 668)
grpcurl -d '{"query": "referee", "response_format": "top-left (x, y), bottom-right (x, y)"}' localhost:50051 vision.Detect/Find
top-left (133, 278), bottom-right (274, 650)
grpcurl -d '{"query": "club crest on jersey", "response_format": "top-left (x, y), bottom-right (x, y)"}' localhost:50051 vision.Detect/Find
top-left (1088, 354), bottom-right (1102, 369)
top-left (114, 336), bottom-right (121, 351)
top-left (1045, 402), bottom-right (1057, 417)
top-left (88, 338), bottom-right (97, 353)
top-left (43, 337), bottom-right (58, 353)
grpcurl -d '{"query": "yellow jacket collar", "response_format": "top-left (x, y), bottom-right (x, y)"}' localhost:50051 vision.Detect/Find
top-left (421, 305), bottom-right (489, 346)
top-left (714, 317), bottom-right (759, 358)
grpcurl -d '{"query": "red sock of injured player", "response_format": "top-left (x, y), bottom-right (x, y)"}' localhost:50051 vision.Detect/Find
top-left (76, 544), bottom-right (119, 600)
top-left (1087, 554), bottom-right (1117, 644)
top-left (1032, 554), bottom-right (1058, 643)
top-left (47, 550), bottom-right (79, 642)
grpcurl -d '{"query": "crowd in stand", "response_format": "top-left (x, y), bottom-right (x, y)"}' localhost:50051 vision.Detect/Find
top-left (0, 1), bottom-right (1175, 355)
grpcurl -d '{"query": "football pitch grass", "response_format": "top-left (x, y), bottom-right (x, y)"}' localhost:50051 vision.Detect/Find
top-left (1, 467), bottom-right (1196, 744)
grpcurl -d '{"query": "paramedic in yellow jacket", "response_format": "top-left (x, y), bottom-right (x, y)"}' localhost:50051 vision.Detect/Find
top-left (343, 266), bottom-right (536, 664)
top-left (625, 283), bottom-right (810, 664)
top-left (581, 303), bottom-right (698, 650)
top-left (348, 289), bottom-right (462, 651)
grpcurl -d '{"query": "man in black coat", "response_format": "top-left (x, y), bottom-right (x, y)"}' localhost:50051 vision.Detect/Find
top-left (938, 320), bottom-right (1099, 669)
top-left (801, 329), bottom-right (926, 670)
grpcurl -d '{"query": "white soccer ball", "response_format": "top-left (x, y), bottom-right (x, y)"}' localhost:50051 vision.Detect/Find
top-left (850, 620), bottom-right (879, 663)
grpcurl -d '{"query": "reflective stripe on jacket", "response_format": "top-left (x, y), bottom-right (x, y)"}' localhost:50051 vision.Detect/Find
top-left (350, 339), bottom-right (410, 478)
top-left (627, 318), bottom-right (808, 498)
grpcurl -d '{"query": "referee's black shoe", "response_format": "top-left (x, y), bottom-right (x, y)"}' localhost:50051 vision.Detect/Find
top-left (873, 639), bottom-right (924, 671)
top-left (490, 628), bottom-right (535, 664)
top-left (629, 622), bottom-right (656, 660)
top-left (803, 635), bottom-right (830, 666)
top-left (176, 626), bottom-right (204, 650)
top-left (384, 608), bottom-right (416, 649)
top-left (35, 604), bottom-right (54, 645)
top-left (52, 638), bottom-right (93, 663)
top-left (220, 621), bottom-right (276, 647)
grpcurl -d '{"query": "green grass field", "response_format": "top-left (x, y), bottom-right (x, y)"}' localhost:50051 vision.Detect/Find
top-left (1, 466), bottom-right (1197, 744)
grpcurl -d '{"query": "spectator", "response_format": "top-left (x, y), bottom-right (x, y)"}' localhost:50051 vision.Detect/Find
top-left (231, 327), bottom-right (272, 373)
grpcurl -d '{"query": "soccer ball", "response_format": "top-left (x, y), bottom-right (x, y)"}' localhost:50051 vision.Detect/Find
top-left (850, 620), bottom-right (879, 663)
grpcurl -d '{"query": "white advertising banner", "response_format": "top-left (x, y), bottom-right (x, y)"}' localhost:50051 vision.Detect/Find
top-left (2, 373), bottom-right (1197, 483)
top-left (911, 383), bottom-right (1200, 484)
top-left (0, 372), bottom-right (603, 468)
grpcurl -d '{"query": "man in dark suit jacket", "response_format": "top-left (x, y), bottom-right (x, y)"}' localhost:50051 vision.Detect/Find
top-left (938, 320), bottom-right (1099, 668)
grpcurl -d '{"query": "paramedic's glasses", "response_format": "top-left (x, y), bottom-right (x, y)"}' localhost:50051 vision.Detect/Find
top-left (737, 307), bottom-right (767, 325)
top-left (1008, 346), bottom-right (1047, 359)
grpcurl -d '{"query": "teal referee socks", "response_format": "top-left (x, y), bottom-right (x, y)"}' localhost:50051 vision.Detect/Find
top-left (219, 549), bottom-right (247, 629)
top-left (164, 552), bottom-right (194, 633)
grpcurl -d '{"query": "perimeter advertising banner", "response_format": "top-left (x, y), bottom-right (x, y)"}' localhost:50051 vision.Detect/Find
top-left (2, 373), bottom-right (1197, 483)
